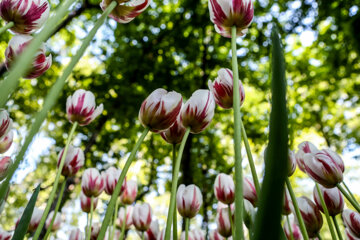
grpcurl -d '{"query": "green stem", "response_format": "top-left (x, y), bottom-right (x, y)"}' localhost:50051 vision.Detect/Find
top-left (185, 218), bottom-right (189, 240)
top-left (172, 144), bottom-right (178, 240)
top-left (142, 231), bottom-right (145, 240)
top-left (315, 183), bottom-right (337, 240)
top-left (231, 25), bottom-right (244, 240)
top-left (0, 21), bottom-right (14, 35)
top-left (43, 181), bottom-right (66, 240)
top-left (86, 214), bottom-right (89, 239)
top-left (164, 128), bottom-right (191, 240)
top-left (342, 181), bottom-right (358, 203)
top-left (337, 184), bottom-right (360, 212)
top-left (285, 215), bottom-right (294, 240)
top-left (228, 204), bottom-right (234, 238)
top-left (285, 178), bottom-right (309, 240)
top-left (0, 0), bottom-right (118, 202)
top-left (110, 199), bottom-right (119, 240)
top-left (33, 122), bottom-right (78, 240)
top-left (86, 197), bottom-right (94, 240)
top-left (97, 127), bottom-right (150, 239)
top-left (332, 216), bottom-right (343, 240)
top-left (316, 232), bottom-right (323, 240)
top-left (120, 205), bottom-right (127, 240)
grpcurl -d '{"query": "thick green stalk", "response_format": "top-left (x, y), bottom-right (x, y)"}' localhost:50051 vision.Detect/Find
top-left (231, 25), bottom-right (244, 240)
top-left (0, 21), bottom-right (14, 35)
top-left (0, 1), bottom-right (118, 202)
top-left (142, 232), bottom-right (145, 240)
top-left (228, 204), bottom-right (234, 238)
top-left (86, 197), bottom-right (94, 240)
top-left (315, 184), bottom-right (337, 240)
top-left (43, 181), bottom-right (66, 240)
top-left (33, 122), bottom-right (78, 240)
top-left (285, 179), bottom-right (309, 240)
top-left (172, 144), bottom-right (178, 240)
top-left (285, 215), bottom-right (294, 240)
top-left (332, 216), bottom-right (344, 240)
top-left (337, 184), bottom-right (360, 212)
top-left (342, 182), bottom-right (358, 203)
top-left (98, 127), bottom-right (150, 239)
top-left (120, 205), bottom-right (127, 240)
top-left (164, 128), bottom-right (191, 240)
top-left (110, 199), bottom-right (119, 240)
top-left (185, 218), bottom-right (190, 240)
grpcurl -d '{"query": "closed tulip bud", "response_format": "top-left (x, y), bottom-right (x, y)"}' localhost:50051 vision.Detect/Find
top-left (181, 89), bottom-right (215, 134)
top-left (303, 150), bottom-right (344, 188)
top-left (210, 230), bottom-right (224, 240)
top-left (80, 192), bottom-right (98, 213)
top-left (28, 208), bottom-right (43, 232)
top-left (45, 211), bottom-right (61, 232)
top-left (284, 220), bottom-right (302, 240)
top-left (81, 168), bottom-right (104, 197)
top-left (216, 207), bottom-right (232, 238)
top-left (243, 199), bottom-right (255, 229)
top-left (58, 146), bottom-right (84, 177)
top-left (283, 189), bottom-right (292, 215)
top-left (346, 228), bottom-right (360, 240)
top-left (313, 185), bottom-right (344, 216)
top-left (0, 157), bottom-right (12, 181)
top-left (296, 141), bottom-right (319, 172)
top-left (91, 222), bottom-right (101, 240)
top-left (214, 173), bottom-right (235, 204)
top-left (139, 219), bottom-right (159, 240)
top-left (192, 229), bottom-right (205, 240)
top-left (243, 177), bottom-right (257, 206)
top-left (0, 110), bottom-right (12, 139)
top-left (69, 228), bottom-right (84, 240)
top-left (0, 131), bottom-right (13, 154)
top-left (343, 209), bottom-right (360, 237)
top-left (208, 68), bottom-right (245, 109)
top-left (5, 35), bottom-right (52, 79)
top-left (132, 203), bottom-right (152, 231)
top-left (288, 150), bottom-right (297, 176)
top-left (208, 0), bottom-right (254, 38)
top-left (117, 206), bottom-right (133, 230)
top-left (120, 179), bottom-right (137, 204)
top-left (180, 231), bottom-right (195, 240)
top-left (139, 88), bottom-right (182, 132)
top-left (102, 167), bottom-right (125, 196)
top-left (176, 184), bottom-right (203, 218)
top-left (160, 110), bottom-right (186, 144)
top-left (0, 229), bottom-right (11, 240)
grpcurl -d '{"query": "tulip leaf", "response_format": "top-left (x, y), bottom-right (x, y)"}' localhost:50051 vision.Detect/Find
top-left (12, 184), bottom-right (40, 240)
top-left (252, 27), bottom-right (289, 240)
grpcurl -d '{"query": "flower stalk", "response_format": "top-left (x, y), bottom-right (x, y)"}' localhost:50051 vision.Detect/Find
top-left (286, 215), bottom-right (294, 240)
top-left (332, 216), bottom-right (343, 240)
top-left (185, 218), bottom-right (189, 240)
top-left (342, 181), bottom-right (358, 203)
top-left (0, 21), bottom-right (14, 35)
top-left (172, 144), bottom-right (178, 240)
top-left (337, 183), bottom-right (360, 212)
top-left (86, 197), bottom-right (94, 240)
top-left (120, 205), bottom-right (127, 240)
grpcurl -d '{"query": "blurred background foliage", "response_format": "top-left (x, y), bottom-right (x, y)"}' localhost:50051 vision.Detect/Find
top-left (0, 0), bottom-right (360, 238)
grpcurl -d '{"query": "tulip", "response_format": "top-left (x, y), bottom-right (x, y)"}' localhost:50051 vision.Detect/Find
top-left (243, 177), bottom-right (257, 206)
top-left (45, 211), bottom-right (61, 231)
top-left (243, 199), bottom-right (255, 229)
top-left (346, 228), bottom-right (360, 240)
top-left (288, 150), bottom-right (297, 177)
top-left (91, 222), bottom-right (101, 240)
top-left (313, 185), bottom-right (344, 216)
top-left (160, 110), bottom-right (186, 144)
top-left (208, 68), bottom-right (245, 109)
top-left (282, 189), bottom-right (292, 215)
top-left (58, 145), bottom-right (84, 177)
top-left (294, 196), bottom-right (323, 238)
top-left (120, 179), bottom-right (137, 204)
top-left (100, 0), bottom-right (150, 24)
top-left (132, 203), bottom-right (152, 231)
top-left (138, 88), bottom-right (182, 132)
top-left (69, 228), bottom-right (84, 240)
top-left (81, 168), bottom-right (104, 197)
top-left (295, 141), bottom-right (319, 172)
top-left (214, 173), bottom-right (235, 204)
top-left (117, 205), bottom-right (133, 230)
top-left (80, 192), bottom-right (98, 213)
top-left (180, 231), bottom-right (195, 240)
top-left (181, 89), bottom-right (215, 134)
top-left (303, 149), bottom-right (344, 188)
top-left (5, 34), bottom-right (52, 79)
top-left (343, 209), bottom-right (360, 237)
top-left (208, 0), bottom-right (254, 38)
top-left (66, 89), bottom-right (104, 126)
top-left (0, 131), bottom-right (13, 154)
top-left (0, 109), bottom-right (12, 140)
top-left (192, 229), bottom-right (205, 240)
top-left (28, 208), bottom-right (43, 232)
top-left (139, 219), bottom-right (159, 240)
top-left (0, 229), bottom-right (11, 240)
top-left (105, 229), bottom-right (121, 240)
top-left (102, 166), bottom-right (124, 196)
top-left (283, 220), bottom-right (302, 240)
top-left (209, 230), bottom-right (224, 240)
top-left (0, 157), bottom-right (12, 181)
top-left (216, 206), bottom-right (232, 238)
top-left (176, 184), bottom-right (203, 218)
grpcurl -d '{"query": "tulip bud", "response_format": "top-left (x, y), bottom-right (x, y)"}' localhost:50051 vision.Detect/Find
top-left (102, 167), bottom-right (125, 196)
top-left (214, 173), bottom-right (235, 204)
top-left (28, 208), bottom-right (43, 232)
top-left (66, 89), bottom-right (104, 126)
top-left (208, 0), bottom-right (254, 38)
top-left (181, 89), bottom-right (215, 134)
top-left (5, 35), bottom-right (52, 79)
top-left (176, 184), bottom-right (203, 218)
top-left (160, 110), bottom-right (186, 144)
top-left (243, 199), bottom-right (255, 229)
top-left (69, 228), bottom-right (84, 240)
top-left (117, 205), bottom-right (133, 230)
top-left (208, 68), bottom-right (245, 109)
top-left (288, 150), bottom-right (297, 177)
top-left (45, 211), bottom-right (61, 232)
top-left (216, 207), bottom-right (232, 238)
top-left (283, 220), bottom-right (302, 240)
top-left (180, 231), bottom-right (195, 240)
top-left (0, 229), bottom-right (11, 240)
top-left (282, 189), bottom-right (292, 215)
top-left (209, 230), bottom-right (224, 240)
top-left (0, 157), bottom-right (12, 181)
top-left (303, 149), bottom-right (344, 188)
top-left (100, 0), bottom-right (150, 24)
top-left (91, 222), bottom-right (101, 240)
top-left (0, 110), bottom-right (12, 140)
top-left (139, 219), bottom-right (159, 240)
top-left (132, 203), bottom-right (152, 231)
top-left (58, 145), bottom-right (84, 177)
top-left (313, 185), bottom-right (344, 216)
top-left (120, 179), bottom-right (137, 204)
top-left (81, 168), bottom-right (104, 197)
top-left (0, 130), bottom-right (13, 154)
top-left (346, 228), bottom-right (360, 240)
top-left (295, 141), bottom-right (319, 172)
top-left (343, 209), bottom-right (360, 237)
top-left (243, 177), bottom-right (257, 206)
top-left (138, 88), bottom-right (182, 132)
top-left (80, 192), bottom-right (98, 213)
top-left (192, 229), bottom-right (205, 240)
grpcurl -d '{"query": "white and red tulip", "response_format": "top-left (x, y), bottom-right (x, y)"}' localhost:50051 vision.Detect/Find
top-left (176, 184), bottom-right (203, 218)
top-left (90, 222), bottom-right (101, 240)
top-left (343, 209), bottom-right (360, 237)
top-left (0, 157), bottom-right (12, 181)
top-left (28, 208), bottom-right (43, 232)
top-left (180, 231), bottom-right (195, 240)
top-left (81, 168), bottom-right (105, 198)
top-left (117, 205), bottom-right (133, 230)
top-left (283, 220), bottom-right (302, 240)
top-left (132, 203), bottom-right (152, 232)
top-left (0, 131), bottom-right (13, 154)
top-left (243, 199), bottom-right (255, 228)
top-left (209, 230), bottom-right (224, 240)
top-left (346, 228), bottom-right (360, 240)
top-left (192, 229), bottom-right (205, 240)
top-left (141, 219), bottom-right (159, 240)
top-left (69, 228), bottom-right (84, 240)
top-left (214, 173), bottom-right (235, 204)
top-left (120, 179), bottom-right (137, 205)
top-left (313, 185), bottom-right (344, 216)
top-left (160, 110), bottom-right (187, 144)
top-left (288, 150), bottom-right (297, 177)
top-left (0, 229), bottom-right (11, 240)
top-left (243, 177), bottom-right (257, 206)
top-left (102, 166), bottom-right (124, 196)
top-left (216, 206), bottom-right (232, 238)
top-left (80, 191), bottom-right (98, 213)
top-left (58, 145), bottom-right (84, 177)
top-left (282, 189), bottom-right (292, 215)
top-left (0, 110), bottom-right (12, 140)
top-left (45, 211), bottom-right (61, 232)
top-left (295, 141), bottom-right (319, 172)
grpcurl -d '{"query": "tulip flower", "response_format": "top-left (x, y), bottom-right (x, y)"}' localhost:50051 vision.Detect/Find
top-left (208, 0), bottom-right (254, 38)
top-left (0, 229), bottom-right (11, 240)
top-left (243, 199), bottom-right (255, 228)
top-left (0, 110), bottom-right (12, 140)
top-left (138, 88), bottom-right (182, 132)
top-left (117, 205), bottom-right (133, 230)
top-left (216, 206), bottom-right (232, 238)
top-left (91, 222), bottom-right (101, 240)
top-left (181, 89), bottom-right (215, 134)
top-left (284, 220), bottom-right (302, 240)
top-left (102, 166), bottom-right (124, 196)
top-left (69, 228), bottom-right (84, 240)
top-left (295, 141), bottom-right (319, 172)
top-left (243, 177), bottom-right (257, 206)
top-left (28, 208), bottom-right (43, 232)
top-left (288, 150), bottom-right (297, 176)
top-left (45, 211), bottom-right (61, 231)
top-left (0, 157), bottom-right (12, 181)
top-left (58, 145), bottom-right (84, 177)
top-left (5, 34), bottom-right (52, 79)
top-left (214, 173), bottom-right (235, 204)
top-left (176, 184), bottom-right (203, 218)
top-left (132, 203), bottom-right (152, 232)
top-left (100, 0), bottom-right (150, 24)
top-left (120, 179), bottom-right (137, 204)
top-left (81, 168), bottom-right (105, 198)
top-left (209, 230), bottom-right (224, 240)
top-left (80, 192), bottom-right (98, 213)
top-left (343, 209), bottom-right (360, 237)
top-left (180, 231), bottom-right (195, 240)
top-left (282, 189), bottom-right (292, 215)
top-left (0, 131), bottom-right (13, 154)
top-left (192, 229), bottom-right (205, 240)
top-left (160, 110), bottom-right (186, 144)
top-left (208, 68), bottom-right (245, 109)
top-left (139, 219), bottom-right (159, 240)
top-left (346, 228), bottom-right (360, 240)
top-left (313, 185), bottom-right (344, 216)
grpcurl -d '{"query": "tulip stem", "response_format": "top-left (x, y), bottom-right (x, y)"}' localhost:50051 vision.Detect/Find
top-left (43, 180), bottom-right (66, 240)
top-left (120, 205), bottom-right (127, 240)
top-left (142, 232), bottom-right (145, 240)
top-left (337, 184), bottom-right (360, 213)
top-left (332, 216), bottom-right (344, 240)
top-left (110, 199), bottom-right (119, 240)
top-left (172, 144), bottom-right (178, 240)
top-left (98, 127), bottom-right (150, 240)
top-left (164, 128), bottom-right (191, 240)
top-left (231, 25), bottom-right (245, 240)
top-left (185, 218), bottom-right (190, 240)
top-left (285, 215), bottom-right (294, 240)
top-left (86, 197), bottom-right (94, 240)
top-left (315, 183), bottom-right (337, 240)
top-left (285, 178), bottom-right (309, 240)
top-left (342, 181), bottom-right (358, 204)
top-left (0, 21), bottom-right (14, 35)
top-left (228, 204), bottom-right (234, 238)
top-left (316, 233), bottom-right (323, 240)
top-left (33, 122), bottom-right (78, 240)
